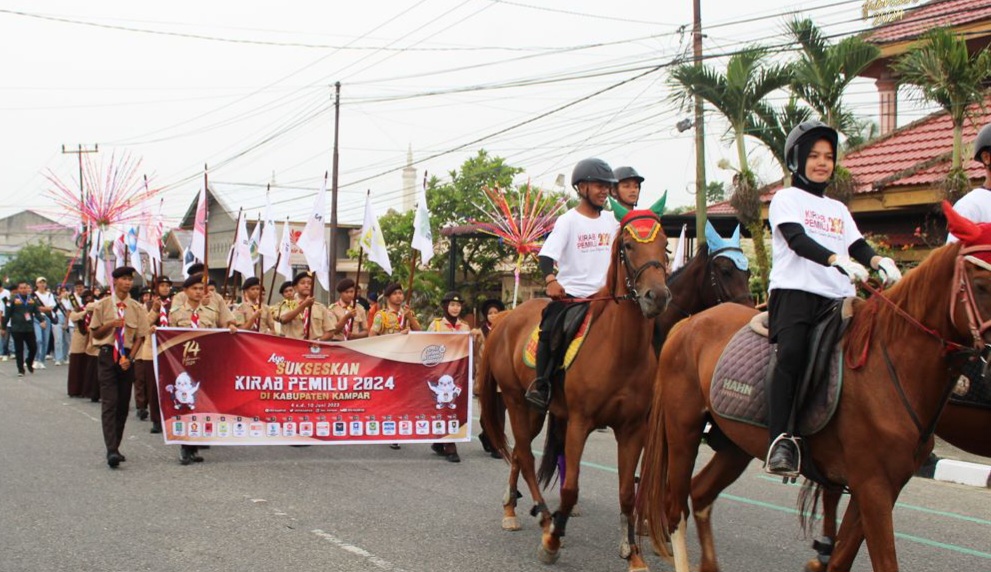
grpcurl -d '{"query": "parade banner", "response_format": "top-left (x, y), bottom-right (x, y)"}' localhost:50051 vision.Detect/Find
top-left (153, 329), bottom-right (472, 446)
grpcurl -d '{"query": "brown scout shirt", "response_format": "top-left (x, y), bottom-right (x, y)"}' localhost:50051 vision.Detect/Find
top-left (281, 297), bottom-right (330, 340)
top-left (88, 295), bottom-right (150, 352)
top-left (169, 300), bottom-right (236, 329)
top-left (326, 301), bottom-right (368, 341)
top-left (234, 300), bottom-right (276, 334)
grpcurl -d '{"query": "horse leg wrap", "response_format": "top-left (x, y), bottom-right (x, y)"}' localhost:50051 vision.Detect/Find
top-left (503, 487), bottom-right (522, 507)
top-left (550, 511), bottom-right (569, 538)
top-left (812, 536), bottom-right (833, 566)
top-left (530, 502), bottom-right (548, 518)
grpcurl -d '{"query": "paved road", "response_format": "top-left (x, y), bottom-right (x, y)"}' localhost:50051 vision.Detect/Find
top-left (1, 363), bottom-right (989, 572)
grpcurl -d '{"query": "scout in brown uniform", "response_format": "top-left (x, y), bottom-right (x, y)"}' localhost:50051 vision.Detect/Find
top-left (66, 290), bottom-right (96, 397)
top-left (272, 281), bottom-right (295, 336)
top-left (137, 276), bottom-right (173, 434)
top-left (88, 267), bottom-right (150, 468)
top-left (234, 277), bottom-right (276, 334)
top-left (426, 292), bottom-right (470, 463)
top-left (170, 274), bottom-right (239, 465)
top-left (326, 278), bottom-right (368, 341)
top-left (278, 271), bottom-right (331, 341)
top-left (368, 282), bottom-right (420, 336)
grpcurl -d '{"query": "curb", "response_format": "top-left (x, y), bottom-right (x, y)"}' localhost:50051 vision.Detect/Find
top-left (915, 456), bottom-right (991, 488)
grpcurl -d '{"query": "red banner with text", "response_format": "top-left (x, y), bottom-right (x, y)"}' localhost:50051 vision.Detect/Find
top-left (153, 329), bottom-right (472, 445)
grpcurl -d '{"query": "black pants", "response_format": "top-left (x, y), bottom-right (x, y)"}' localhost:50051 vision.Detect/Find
top-left (98, 347), bottom-right (135, 453)
top-left (11, 331), bottom-right (37, 374)
top-left (767, 289), bottom-right (836, 440)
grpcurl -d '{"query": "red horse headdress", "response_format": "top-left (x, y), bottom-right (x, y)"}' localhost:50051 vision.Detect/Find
top-left (944, 200), bottom-right (991, 266)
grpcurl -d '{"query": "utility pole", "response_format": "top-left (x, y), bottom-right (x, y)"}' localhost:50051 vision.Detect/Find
top-left (692, 0), bottom-right (707, 248)
top-left (61, 144), bottom-right (99, 284)
top-left (329, 81), bottom-right (341, 302)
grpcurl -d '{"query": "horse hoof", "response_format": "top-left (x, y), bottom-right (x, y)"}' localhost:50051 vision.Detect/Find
top-left (537, 544), bottom-right (560, 565)
top-left (627, 553), bottom-right (649, 572)
top-left (502, 516), bottom-right (521, 531)
top-left (619, 538), bottom-right (632, 559)
top-left (803, 559), bottom-right (825, 572)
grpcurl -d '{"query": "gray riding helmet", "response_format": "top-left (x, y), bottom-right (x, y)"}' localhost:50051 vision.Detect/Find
top-left (613, 166), bottom-right (644, 184)
top-left (571, 158), bottom-right (617, 189)
top-left (974, 123), bottom-right (991, 162)
top-left (784, 120), bottom-right (839, 174)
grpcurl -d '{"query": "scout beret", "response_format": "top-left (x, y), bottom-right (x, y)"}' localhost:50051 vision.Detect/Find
top-left (383, 282), bottom-right (402, 297)
top-left (183, 274), bottom-right (204, 289)
top-left (292, 271), bottom-right (313, 286)
top-left (242, 277), bottom-right (261, 289)
top-left (336, 278), bottom-right (355, 293)
top-left (279, 280), bottom-right (293, 294)
top-left (112, 267), bottom-right (136, 279)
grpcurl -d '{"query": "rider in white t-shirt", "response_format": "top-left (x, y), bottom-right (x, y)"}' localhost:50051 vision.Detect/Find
top-left (948, 123), bottom-right (991, 242)
top-left (524, 158), bottom-right (620, 410)
top-left (765, 121), bottom-right (903, 477)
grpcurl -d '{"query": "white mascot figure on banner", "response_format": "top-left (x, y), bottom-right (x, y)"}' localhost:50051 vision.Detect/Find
top-left (167, 372), bottom-right (201, 411)
top-left (428, 374), bottom-right (461, 409)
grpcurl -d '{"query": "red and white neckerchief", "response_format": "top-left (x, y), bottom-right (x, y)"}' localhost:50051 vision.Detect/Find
top-left (113, 302), bottom-right (127, 362)
top-left (338, 300), bottom-right (353, 340)
top-left (302, 307), bottom-right (311, 339)
top-left (159, 298), bottom-right (170, 327)
top-left (397, 306), bottom-right (407, 329)
top-left (251, 303), bottom-right (261, 331)
top-left (190, 308), bottom-right (200, 329)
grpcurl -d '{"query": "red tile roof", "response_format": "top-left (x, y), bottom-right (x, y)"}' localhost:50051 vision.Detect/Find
top-left (866, 0), bottom-right (991, 44)
top-left (842, 100), bottom-right (990, 193)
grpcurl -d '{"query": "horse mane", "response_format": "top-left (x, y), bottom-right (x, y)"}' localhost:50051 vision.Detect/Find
top-left (666, 244), bottom-right (710, 287)
top-left (844, 242), bottom-right (962, 357)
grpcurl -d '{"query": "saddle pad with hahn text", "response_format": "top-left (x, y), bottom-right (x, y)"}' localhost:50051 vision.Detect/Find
top-left (522, 311), bottom-right (592, 370)
top-left (710, 324), bottom-right (843, 436)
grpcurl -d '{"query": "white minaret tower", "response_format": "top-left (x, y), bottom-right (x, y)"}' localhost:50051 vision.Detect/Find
top-left (402, 144), bottom-right (416, 212)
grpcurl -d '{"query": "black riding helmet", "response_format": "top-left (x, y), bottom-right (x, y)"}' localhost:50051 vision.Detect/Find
top-left (613, 166), bottom-right (644, 185)
top-left (571, 158), bottom-right (617, 190)
top-left (784, 120), bottom-right (839, 193)
top-left (974, 123), bottom-right (991, 163)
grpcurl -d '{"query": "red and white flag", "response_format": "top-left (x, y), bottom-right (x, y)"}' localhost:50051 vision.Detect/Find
top-left (190, 186), bottom-right (208, 263)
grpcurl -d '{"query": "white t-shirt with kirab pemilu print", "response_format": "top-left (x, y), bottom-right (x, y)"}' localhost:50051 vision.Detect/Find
top-left (539, 208), bottom-right (620, 298)
top-left (769, 186), bottom-right (864, 299)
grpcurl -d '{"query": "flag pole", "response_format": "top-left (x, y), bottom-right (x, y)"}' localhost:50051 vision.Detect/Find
top-left (223, 207), bottom-right (243, 296)
top-left (202, 164), bottom-right (210, 284)
top-left (266, 249), bottom-right (282, 306)
top-left (256, 213), bottom-right (263, 279)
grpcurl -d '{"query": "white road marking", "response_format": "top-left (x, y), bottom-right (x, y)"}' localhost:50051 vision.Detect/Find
top-left (311, 529), bottom-right (408, 571)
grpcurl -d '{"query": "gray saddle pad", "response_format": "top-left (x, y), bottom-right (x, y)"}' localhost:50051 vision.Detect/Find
top-left (710, 324), bottom-right (843, 436)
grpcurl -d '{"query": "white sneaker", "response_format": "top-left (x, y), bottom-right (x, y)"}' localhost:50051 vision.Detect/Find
top-left (34, 361), bottom-right (46, 369)
top-left (1, 356), bottom-right (7, 362)
top-left (54, 361), bottom-right (62, 366)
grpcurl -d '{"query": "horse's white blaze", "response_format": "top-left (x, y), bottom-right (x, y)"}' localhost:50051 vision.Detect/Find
top-left (672, 514), bottom-right (690, 572)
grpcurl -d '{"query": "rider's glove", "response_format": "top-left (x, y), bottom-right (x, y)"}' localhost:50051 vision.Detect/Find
top-left (875, 257), bottom-right (902, 287)
top-left (830, 255), bottom-right (869, 284)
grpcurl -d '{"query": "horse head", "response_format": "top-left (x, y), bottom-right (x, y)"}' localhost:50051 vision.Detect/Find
top-left (703, 221), bottom-right (753, 307)
top-left (944, 201), bottom-right (991, 346)
top-left (609, 194), bottom-right (671, 318)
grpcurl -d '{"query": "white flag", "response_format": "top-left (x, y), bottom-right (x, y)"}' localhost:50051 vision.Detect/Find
top-left (88, 226), bottom-right (102, 269)
top-left (276, 218), bottom-right (293, 282)
top-left (127, 226), bottom-right (143, 276)
top-left (359, 191), bottom-right (392, 275)
top-left (232, 213), bottom-right (255, 279)
top-left (182, 246), bottom-right (196, 279)
top-left (298, 178), bottom-right (329, 290)
top-left (411, 184), bottom-right (434, 265)
top-left (138, 197), bottom-right (163, 270)
top-left (190, 186), bottom-right (208, 263)
top-left (258, 194), bottom-right (278, 272)
top-left (671, 224), bottom-right (687, 273)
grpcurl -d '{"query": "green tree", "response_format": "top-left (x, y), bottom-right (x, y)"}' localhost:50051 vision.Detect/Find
top-left (669, 46), bottom-right (791, 293)
top-left (705, 181), bottom-right (726, 204)
top-left (787, 17), bottom-right (880, 135)
top-left (750, 94), bottom-right (815, 177)
top-left (1, 242), bottom-right (70, 287)
top-left (894, 28), bottom-right (991, 201)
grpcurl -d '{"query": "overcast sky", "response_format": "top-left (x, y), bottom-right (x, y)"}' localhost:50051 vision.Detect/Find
top-left (0, 0), bottom-right (930, 229)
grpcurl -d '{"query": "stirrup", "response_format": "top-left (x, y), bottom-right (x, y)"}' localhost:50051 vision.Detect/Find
top-left (524, 380), bottom-right (550, 410)
top-left (764, 433), bottom-right (802, 480)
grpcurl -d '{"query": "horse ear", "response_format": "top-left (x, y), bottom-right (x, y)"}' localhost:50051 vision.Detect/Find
top-left (731, 225), bottom-right (741, 245)
top-left (649, 191), bottom-right (667, 218)
top-left (704, 220), bottom-right (721, 247)
top-left (943, 200), bottom-right (982, 243)
top-left (608, 197), bottom-right (629, 222)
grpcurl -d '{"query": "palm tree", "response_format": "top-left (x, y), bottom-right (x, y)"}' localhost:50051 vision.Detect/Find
top-left (749, 94), bottom-right (815, 178)
top-left (669, 46), bottom-right (791, 293)
top-left (894, 27), bottom-right (991, 199)
top-left (788, 18), bottom-right (880, 136)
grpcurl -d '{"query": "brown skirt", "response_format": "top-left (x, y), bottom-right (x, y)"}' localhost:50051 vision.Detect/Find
top-left (67, 353), bottom-right (87, 397)
top-left (82, 354), bottom-right (100, 401)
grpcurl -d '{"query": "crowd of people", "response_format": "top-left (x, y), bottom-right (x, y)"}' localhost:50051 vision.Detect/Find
top-left (1, 261), bottom-right (504, 469)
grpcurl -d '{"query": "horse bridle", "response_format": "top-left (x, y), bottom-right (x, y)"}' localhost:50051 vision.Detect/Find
top-left (951, 244), bottom-right (991, 349)
top-left (614, 213), bottom-right (667, 303)
top-left (707, 246), bottom-right (752, 305)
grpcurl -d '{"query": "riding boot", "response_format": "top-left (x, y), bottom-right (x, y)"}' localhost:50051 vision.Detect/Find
top-left (766, 335), bottom-right (805, 476)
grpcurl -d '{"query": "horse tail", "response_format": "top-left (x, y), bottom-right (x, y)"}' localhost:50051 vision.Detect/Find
top-left (798, 480), bottom-right (823, 538)
top-left (477, 338), bottom-right (509, 460)
top-left (635, 388), bottom-right (673, 560)
top-left (537, 413), bottom-right (566, 489)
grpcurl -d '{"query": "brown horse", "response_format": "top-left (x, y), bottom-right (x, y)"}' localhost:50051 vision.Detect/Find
top-left (478, 204), bottom-right (670, 571)
top-left (806, 400), bottom-right (991, 571)
top-left (636, 239), bottom-right (991, 572)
